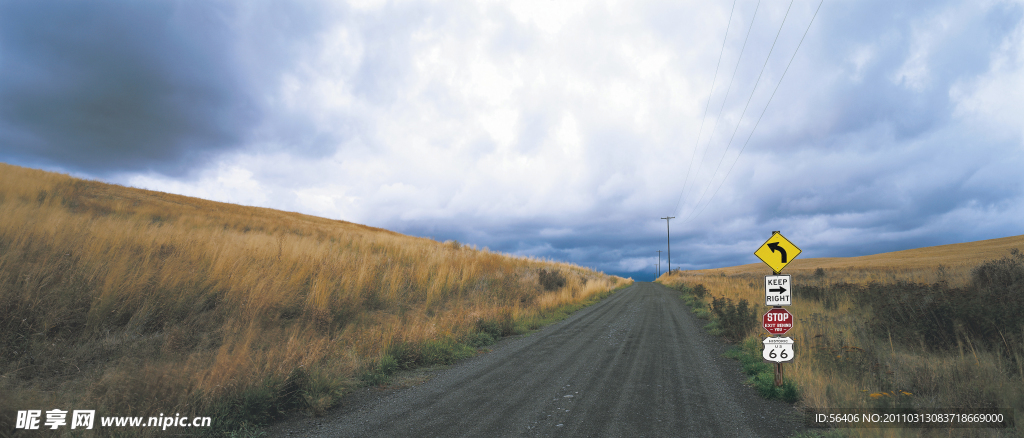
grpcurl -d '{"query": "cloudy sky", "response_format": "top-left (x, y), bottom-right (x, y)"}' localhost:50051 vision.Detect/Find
top-left (2, 0), bottom-right (1023, 280)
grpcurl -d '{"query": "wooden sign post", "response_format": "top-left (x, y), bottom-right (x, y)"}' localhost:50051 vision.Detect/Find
top-left (755, 231), bottom-right (801, 387)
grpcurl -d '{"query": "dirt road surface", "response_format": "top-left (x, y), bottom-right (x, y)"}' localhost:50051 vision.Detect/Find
top-left (267, 282), bottom-right (806, 437)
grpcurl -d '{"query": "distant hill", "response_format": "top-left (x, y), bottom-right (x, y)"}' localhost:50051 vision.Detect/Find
top-left (692, 234), bottom-right (1024, 276)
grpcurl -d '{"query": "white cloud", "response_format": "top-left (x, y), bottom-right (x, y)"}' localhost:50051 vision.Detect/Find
top-left (847, 45), bottom-right (875, 82)
top-left (506, 0), bottom-right (585, 35)
top-left (124, 162), bottom-right (269, 209)
top-left (618, 257), bottom-right (653, 273)
top-left (951, 11), bottom-right (1024, 140)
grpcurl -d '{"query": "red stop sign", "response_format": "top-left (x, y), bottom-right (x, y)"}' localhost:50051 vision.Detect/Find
top-left (763, 308), bottom-right (793, 335)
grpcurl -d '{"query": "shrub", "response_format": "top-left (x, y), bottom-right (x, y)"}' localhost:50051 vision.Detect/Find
top-left (476, 318), bottom-right (503, 338)
top-left (710, 297), bottom-right (758, 342)
top-left (692, 284), bottom-right (707, 298)
top-left (781, 378), bottom-right (800, 403)
top-left (467, 332), bottom-right (496, 348)
top-left (860, 249), bottom-right (1024, 355)
top-left (420, 338), bottom-right (475, 365)
top-left (361, 354), bottom-right (399, 386)
top-left (387, 342), bottom-right (420, 370)
top-left (538, 269), bottom-right (566, 291)
top-left (972, 248), bottom-right (1024, 290)
top-left (211, 368), bottom-right (313, 431)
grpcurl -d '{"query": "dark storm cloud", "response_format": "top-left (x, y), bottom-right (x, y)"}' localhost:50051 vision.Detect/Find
top-left (393, 214), bottom-right (666, 280)
top-left (0, 0), bottom-right (258, 176)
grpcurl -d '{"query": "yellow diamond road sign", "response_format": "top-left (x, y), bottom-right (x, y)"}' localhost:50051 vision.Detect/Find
top-left (754, 232), bottom-right (802, 274)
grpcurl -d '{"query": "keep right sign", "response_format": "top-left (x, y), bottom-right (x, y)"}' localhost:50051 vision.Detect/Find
top-left (764, 274), bottom-right (792, 306)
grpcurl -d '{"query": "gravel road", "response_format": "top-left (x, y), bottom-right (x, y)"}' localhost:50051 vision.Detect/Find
top-left (267, 282), bottom-right (806, 437)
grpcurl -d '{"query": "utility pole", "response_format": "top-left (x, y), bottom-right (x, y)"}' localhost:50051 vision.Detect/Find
top-left (656, 250), bottom-right (662, 277)
top-left (661, 216), bottom-right (675, 274)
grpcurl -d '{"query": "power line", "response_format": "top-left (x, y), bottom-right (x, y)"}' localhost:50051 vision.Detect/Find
top-left (676, 0), bottom-right (761, 216)
top-left (674, 0), bottom-right (737, 215)
top-left (681, 0), bottom-right (794, 225)
top-left (685, 0), bottom-right (825, 226)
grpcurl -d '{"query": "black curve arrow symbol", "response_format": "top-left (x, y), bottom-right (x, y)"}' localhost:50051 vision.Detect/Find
top-left (767, 242), bottom-right (787, 263)
top-left (769, 286), bottom-right (787, 294)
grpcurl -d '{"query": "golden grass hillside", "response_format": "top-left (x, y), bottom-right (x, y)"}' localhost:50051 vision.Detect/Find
top-left (0, 163), bottom-right (631, 436)
top-left (659, 236), bottom-right (1024, 437)
top-left (691, 234), bottom-right (1024, 287)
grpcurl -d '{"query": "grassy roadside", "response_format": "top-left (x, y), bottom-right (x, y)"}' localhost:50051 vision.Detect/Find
top-left (0, 163), bottom-right (633, 437)
top-left (659, 247), bottom-right (1024, 438)
top-left (662, 282), bottom-right (799, 403)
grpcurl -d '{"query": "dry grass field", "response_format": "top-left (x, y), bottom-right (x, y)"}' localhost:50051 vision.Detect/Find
top-left (0, 163), bottom-right (631, 436)
top-left (659, 235), bottom-right (1024, 437)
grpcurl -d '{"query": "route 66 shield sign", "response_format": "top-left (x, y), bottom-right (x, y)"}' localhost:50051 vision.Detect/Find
top-left (763, 337), bottom-right (794, 363)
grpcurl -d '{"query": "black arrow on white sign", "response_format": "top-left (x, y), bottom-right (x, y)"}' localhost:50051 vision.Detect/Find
top-left (769, 286), bottom-right (787, 294)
